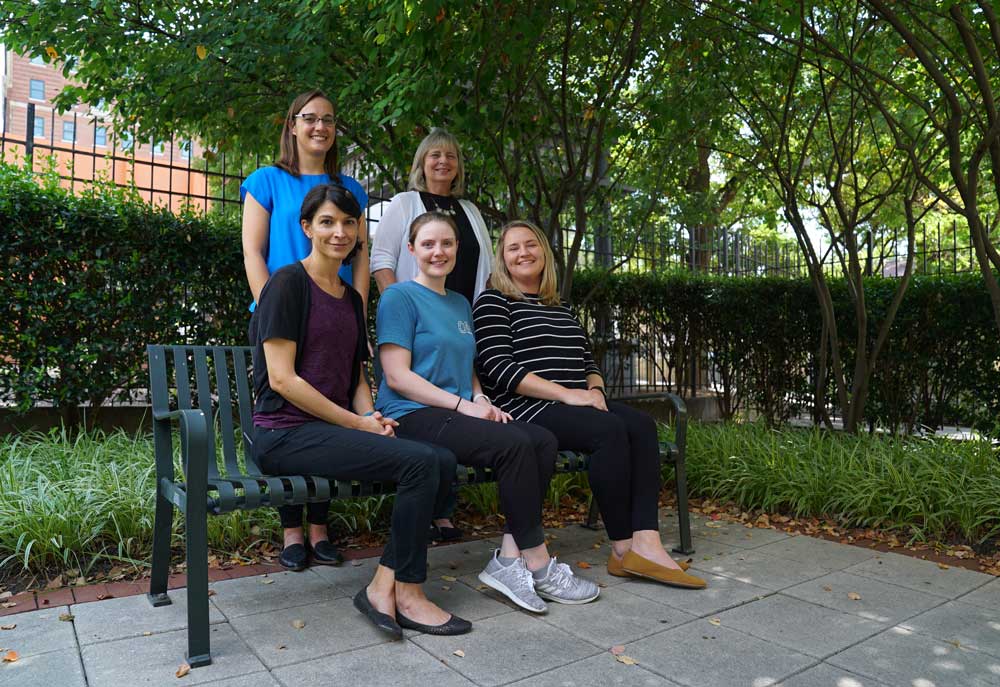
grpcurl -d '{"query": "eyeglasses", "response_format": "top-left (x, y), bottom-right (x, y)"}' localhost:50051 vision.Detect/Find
top-left (294, 113), bottom-right (336, 127)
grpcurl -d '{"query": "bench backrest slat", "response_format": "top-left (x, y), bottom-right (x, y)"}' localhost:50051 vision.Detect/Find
top-left (232, 347), bottom-right (259, 474)
top-left (192, 349), bottom-right (219, 477)
top-left (213, 347), bottom-right (242, 478)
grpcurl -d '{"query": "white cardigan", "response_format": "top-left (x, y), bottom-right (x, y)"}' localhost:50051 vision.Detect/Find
top-left (370, 191), bottom-right (493, 298)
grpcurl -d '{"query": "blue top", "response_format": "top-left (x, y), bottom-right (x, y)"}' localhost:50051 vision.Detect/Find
top-left (241, 166), bottom-right (368, 310)
top-left (375, 280), bottom-right (476, 420)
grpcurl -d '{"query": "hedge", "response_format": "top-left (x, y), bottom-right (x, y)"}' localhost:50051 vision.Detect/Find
top-left (2, 163), bottom-right (997, 433)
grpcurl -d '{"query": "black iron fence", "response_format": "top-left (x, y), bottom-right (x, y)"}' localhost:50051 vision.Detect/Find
top-left (1, 105), bottom-right (991, 280)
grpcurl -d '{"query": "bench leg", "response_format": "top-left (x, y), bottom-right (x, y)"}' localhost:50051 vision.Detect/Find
top-left (184, 496), bottom-right (212, 667)
top-left (672, 457), bottom-right (695, 556)
top-left (580, 495), bottom-right (601, 530)
top-left (148, 479), bottom-right (173, 607)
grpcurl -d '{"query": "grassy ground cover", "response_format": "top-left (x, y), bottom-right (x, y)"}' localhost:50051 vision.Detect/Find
top-left (684, 422), bottom-right (1000, 547)
top-left (1, 423), bottom-right (997, 584)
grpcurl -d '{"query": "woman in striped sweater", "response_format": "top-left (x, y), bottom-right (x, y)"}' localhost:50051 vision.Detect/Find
top-left (473, 220), bottom-right (706, 590)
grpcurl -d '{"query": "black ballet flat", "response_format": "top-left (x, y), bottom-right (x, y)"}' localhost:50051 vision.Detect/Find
top-left (278, 543), bottom-right (308, 572)
top-left (396, 609), bottom-right (472, 635)
top-left (353, 588), bottom-right (403, 640)
top-left (429, 524), bottom-right (464, 542)
top-left (308, 540), bottom-right (344, 566)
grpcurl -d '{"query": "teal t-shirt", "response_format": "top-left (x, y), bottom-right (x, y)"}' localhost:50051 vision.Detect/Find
top-left (375, 281), bottom-right (476, 420)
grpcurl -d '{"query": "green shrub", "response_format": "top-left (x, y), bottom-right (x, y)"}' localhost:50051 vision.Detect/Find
top-left (683, 421), bottom-right (1000, 544)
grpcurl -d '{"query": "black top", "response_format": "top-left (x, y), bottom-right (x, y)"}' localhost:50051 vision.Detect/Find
top-left (472, 288), bottom-right (602, 421)
top-left (249, 262), bottom-right (369, 415)
top-left (419, 191), bottom-right (480, 305)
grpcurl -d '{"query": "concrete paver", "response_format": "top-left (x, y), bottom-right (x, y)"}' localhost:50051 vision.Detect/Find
top-left (827, 625), bottom-right (1000, 687)
top-left (4, 521), bottom-right (995, 687)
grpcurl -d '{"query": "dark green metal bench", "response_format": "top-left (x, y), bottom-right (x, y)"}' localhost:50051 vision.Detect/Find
top-left (146, 344), bottom-right (692, 667)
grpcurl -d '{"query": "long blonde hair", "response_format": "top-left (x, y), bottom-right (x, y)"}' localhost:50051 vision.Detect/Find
top-left (407, 128), bottom-right (465, 197)
top-left (491, 220), bottom-right (560, 305)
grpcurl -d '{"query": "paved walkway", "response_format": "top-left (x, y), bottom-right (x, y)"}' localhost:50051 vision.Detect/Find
top-left (2, 510), bottom-right (998, 687)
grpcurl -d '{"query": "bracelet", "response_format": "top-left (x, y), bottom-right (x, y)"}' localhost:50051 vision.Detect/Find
top-left (473, 393), bottom-right (491, 404)
top-left (454, 396), bottom-right (463, 411)
top-left (588, 386), bottom-right (607, 398)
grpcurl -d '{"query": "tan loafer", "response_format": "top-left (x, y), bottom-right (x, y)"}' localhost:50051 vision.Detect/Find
top-left (621, 550), bottom-right (706, 589)
top-left (607, 552), bottom-right (690, 576)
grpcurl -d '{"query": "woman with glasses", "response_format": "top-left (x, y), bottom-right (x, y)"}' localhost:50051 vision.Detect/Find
top-left (241, 89), bottom-right (369, 571)
top-left (370, 128), bottom-right (493, 543)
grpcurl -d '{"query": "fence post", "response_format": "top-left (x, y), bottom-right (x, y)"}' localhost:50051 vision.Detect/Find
top-left (25, 103), bottom-right (35, 169)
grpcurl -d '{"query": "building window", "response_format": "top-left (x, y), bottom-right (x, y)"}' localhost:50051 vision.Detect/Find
top-left (62, 120), bottom-right (76, 143)
top-left (29, 79), bottom-right (45, 100)
top-left (33, 117), bottom-right (45, 138)
top-left (152, 140), bottom-right (165, 156)
top-left (30, 55), bottom-right (45, 65)
top-left (119, 131), bottom-right (133, 151)
top-left (179, 141), bottom-right (191, 161)
top-left (95, 127), bottom-right (107, 147)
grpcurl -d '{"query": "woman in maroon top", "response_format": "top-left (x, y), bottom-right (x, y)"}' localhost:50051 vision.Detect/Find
top-left (251, 184), bottom-right (470, 637)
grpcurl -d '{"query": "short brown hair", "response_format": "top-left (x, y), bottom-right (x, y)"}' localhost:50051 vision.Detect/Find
top-left (274, 89), bottom-right (338, 177)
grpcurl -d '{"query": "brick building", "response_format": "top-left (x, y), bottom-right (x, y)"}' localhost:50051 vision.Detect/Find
top-left (0, 46), bottom-right (211, 212)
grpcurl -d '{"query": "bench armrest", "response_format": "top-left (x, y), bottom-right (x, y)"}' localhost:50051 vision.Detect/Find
top-left (152, 408), bottom-right (211, 488)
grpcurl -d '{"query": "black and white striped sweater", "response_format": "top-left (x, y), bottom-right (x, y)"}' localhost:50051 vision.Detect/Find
top-left (472, 288), bottom-right (601, 421)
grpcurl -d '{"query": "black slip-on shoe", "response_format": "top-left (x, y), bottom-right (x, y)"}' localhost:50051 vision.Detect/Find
top-left (396, 610), bottom-right (472, 635)
top-left (308, 540), bottom-right (344, 566)
top-left (278, 543), bottom-right (308, 572)
top-left (429, 524), bottom-right (464, 542)
top-left (353, 588), bottom-right (403, 640)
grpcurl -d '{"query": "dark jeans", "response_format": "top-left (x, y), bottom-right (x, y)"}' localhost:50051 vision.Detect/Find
top-left (253, 421), bottom-right (456, 583)
top-left (395, 408), bottom-right (557, 550)
top-left (532, 401), bottom-right (660, 541)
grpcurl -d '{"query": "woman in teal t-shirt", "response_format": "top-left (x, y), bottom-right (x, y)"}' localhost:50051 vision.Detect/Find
top-left (241, 89), bottom-right (369, 312)
top-left (377, 211), bottom-right (601, 614)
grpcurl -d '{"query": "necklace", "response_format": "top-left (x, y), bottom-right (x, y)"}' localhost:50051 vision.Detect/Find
top-left (423, 192), bottom-right (457, 216)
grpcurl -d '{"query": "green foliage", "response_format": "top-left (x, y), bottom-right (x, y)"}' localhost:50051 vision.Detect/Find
top-left (0, 162), bottom-right (247, 424)
top-left (573, 269), bottom-right (1000, 433)
top-left (684, 421), bottom-right (1000, 545)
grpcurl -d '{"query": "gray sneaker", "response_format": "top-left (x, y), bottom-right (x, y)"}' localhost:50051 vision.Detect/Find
top-left (478, 550), bottom-right (547, 613)
top-left (534, 557), bottom-right (600, 604)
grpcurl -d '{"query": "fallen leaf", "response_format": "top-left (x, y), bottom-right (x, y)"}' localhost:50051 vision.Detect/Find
top-left (475, 584), bottom-right (489, 592)
top-left (0, 602), bottom-right (15, 609)
top-left (96, 594), bottom-right (111, 601)
top-left (937, 563), bottom-right (950, 570)
top-left (847, 592), bottom-right (862, 601)
top-left (705, 522), bottom-right (723, 529)
top-left (610, 645), bottom-right (625, 655)
top-left (143, 631), bottom-right (152, 636)
top-left (2, 650), bottom-right (18, 663)
top-left (0, 592), bottom-right (10, 600)
top-left (72, 577), bottom-right (86, 587)
top-left (615, 654), bottom-right (638, 665)
top-left (947, 639), bottom-right (961, 648)
top-left (195, 45), bottom-right (207, 60)
top-left (592, 543), bottom-right (601, 549)
top-left (291, 619), bottom-right (305, 629)
top-left (176, 662), bottom-right (190, 678)
top-left (59, 613), bottom-right (74, 622)
top-left (261, 579), bottom-right (275, 585)
top-left (277, 644), bottom-right (287, 650)
top-left (822, 586), bottom-right (833, 592)
top-left (351, 560), bottom-right (364, 567)
top-left (576, 561), bottom-right (592, 569)
top-left (207, 590), bottom-right (217, 597)
top-left (453, 649), bottom-right (465, 658)
top-left (45, 575), bottom-right (64, 590)
top-left (441, 586), bottom-right (451, 591)
top-left (708, 618), bottom-right (721, 626)
top-left (0, 625), bottom-right (14, 631)
top-left (441, 575), bottom-right (457, 582)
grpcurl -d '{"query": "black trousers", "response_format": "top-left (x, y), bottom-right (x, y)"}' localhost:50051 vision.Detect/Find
top-left (253, 421), bottom-right (456, 583)
top-left (532, 401), bottom-right (660, 541)
top-left (395, 408), bottom-right (558, 550)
